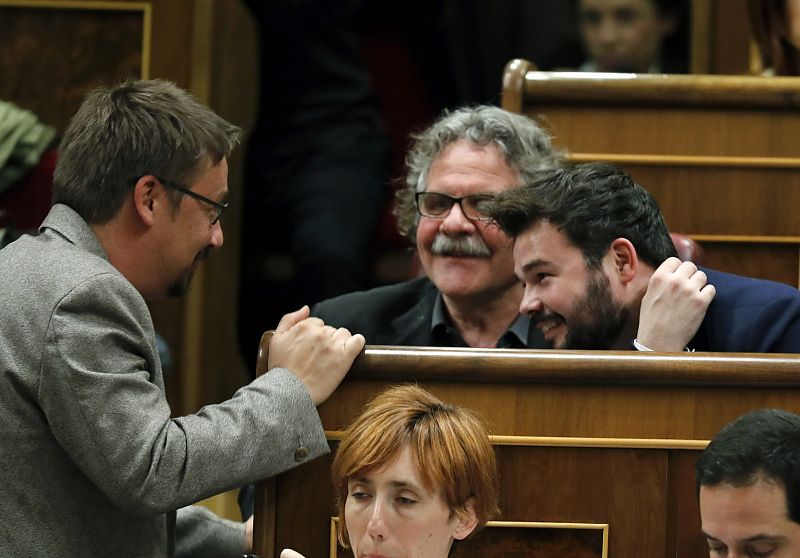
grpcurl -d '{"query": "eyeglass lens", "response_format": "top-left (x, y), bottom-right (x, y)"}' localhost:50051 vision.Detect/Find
top-left (417, 192), bottom-right (493, 220)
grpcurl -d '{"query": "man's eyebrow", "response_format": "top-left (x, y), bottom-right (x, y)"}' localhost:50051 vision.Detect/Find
top-left (743, 534), bottom-right (786, 543)
top-left (519, 259), bottom-right (550, 273)
top-left (702, 531), bottom-right (786, 544)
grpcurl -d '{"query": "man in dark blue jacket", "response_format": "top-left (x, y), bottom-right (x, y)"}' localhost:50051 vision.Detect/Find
top-left (487, 162), bottom-right (800, 353)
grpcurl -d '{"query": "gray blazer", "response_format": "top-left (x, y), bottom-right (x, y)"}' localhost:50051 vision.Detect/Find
top-left (0, 204), bottom-right (329, 557)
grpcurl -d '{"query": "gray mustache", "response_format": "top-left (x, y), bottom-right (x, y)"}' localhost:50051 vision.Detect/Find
top-left (431, 234), bottom-right (491, 257)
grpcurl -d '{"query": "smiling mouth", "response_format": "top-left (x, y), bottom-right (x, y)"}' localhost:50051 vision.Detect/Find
top-left (533, 316), bottom-right (564, 335)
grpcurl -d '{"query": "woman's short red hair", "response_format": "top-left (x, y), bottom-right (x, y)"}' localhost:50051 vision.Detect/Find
top-left (331, 385), bottom-right (499, 547)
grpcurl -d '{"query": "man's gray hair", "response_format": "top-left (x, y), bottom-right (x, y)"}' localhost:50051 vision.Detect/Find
top-left (394, 105), bottom-right (563, 242)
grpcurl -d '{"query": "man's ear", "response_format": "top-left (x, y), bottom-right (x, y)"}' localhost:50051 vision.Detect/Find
top-left (608, 238), bottom-right (639, 285)
top-left (452, 499), bottom-right (479, 541)
top-left (132, 176), bottom-right (158, 226)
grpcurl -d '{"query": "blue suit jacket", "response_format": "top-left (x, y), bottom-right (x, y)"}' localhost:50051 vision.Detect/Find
top-left (689, 268), bottom-right (800, 352)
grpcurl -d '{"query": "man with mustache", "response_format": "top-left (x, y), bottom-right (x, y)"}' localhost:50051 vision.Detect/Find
top-left (238, 106), bottom-right (561, 521)
top-left (309, 105), bottom-right (563, 349)
top-left (487, 162), bottom-right (800, 352)
top-left (0, 79), bottom-right (364, 557)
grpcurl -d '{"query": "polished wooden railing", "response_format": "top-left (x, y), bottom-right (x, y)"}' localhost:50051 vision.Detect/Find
top-left (253, 333), bottom-right (800, 558)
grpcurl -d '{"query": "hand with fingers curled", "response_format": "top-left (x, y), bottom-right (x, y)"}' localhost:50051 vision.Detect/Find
top-left (637, 257), bottom-right (716, 352)
top-left (267, 305), bottom-right (365, 405)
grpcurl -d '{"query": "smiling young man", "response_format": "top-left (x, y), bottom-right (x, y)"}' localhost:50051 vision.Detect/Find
top-left (0, 79), bottom-right (364, 557)
top-left (696, 409), bottom-right (800, 558)
top-left (487, 162), bottom-right (800, 352)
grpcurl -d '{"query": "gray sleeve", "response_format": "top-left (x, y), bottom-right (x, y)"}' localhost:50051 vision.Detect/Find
top-left (41, 273), bottom-right (329, 513)
top-left (175, 505), bottom-right (245, 558)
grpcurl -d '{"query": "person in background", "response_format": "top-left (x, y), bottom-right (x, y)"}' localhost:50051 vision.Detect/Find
top-left (0, 79), bottom-right (364, 558)
top-left (487, 162), bottom-right (800, 352)
top-left (696, 409), bottom-right (800, 557)
top-left (572, 0), bottom-right (688, 73)
top-left (282, 384), bottom-right (499, 558)
top-left (748, 0), bottom-right (800, 75)
top-left (237, 0), bottom-right (389, 363)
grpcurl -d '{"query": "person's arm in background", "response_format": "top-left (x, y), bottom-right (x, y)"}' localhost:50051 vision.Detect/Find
top-left (175, 505), bottom-right (253, 558)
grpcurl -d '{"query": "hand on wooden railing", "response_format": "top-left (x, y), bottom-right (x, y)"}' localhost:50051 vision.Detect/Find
top-left (266, 306), bottom-right (365, 405)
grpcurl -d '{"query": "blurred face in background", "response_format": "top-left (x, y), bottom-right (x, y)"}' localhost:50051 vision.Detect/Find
top-left (578, 0), bottom-right (676, 72)
top-left (788, 0), bottom-right (800, 48)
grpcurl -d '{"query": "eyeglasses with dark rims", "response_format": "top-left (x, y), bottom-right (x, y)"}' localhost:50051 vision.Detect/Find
top-left (414, 192), bottom-right (496, 221)
top-left (155, 176), bottom-right (228, 225)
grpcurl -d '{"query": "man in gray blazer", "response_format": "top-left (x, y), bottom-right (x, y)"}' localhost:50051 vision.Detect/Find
top-left (0, 79), bottom-right (364, 557)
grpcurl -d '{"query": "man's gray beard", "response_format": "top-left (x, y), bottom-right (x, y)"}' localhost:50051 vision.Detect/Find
top-left (430, 234), bottom-right (491, 257)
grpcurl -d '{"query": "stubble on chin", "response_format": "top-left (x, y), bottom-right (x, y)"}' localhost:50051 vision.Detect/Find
top-left (166, 271), bottom-right (193, 297)
top-left (167, 247), bottom-right (211, 297)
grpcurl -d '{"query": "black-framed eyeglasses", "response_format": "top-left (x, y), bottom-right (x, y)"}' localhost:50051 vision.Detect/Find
top-left (157, 177), bottom-right (228, 225)
top-left (415, 192), bottom-right (496, 221)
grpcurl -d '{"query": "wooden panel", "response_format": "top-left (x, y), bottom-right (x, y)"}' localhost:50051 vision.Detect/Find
top-left (619, 165), bottom-right (800, 237)
top-left (321, 381), bottom-right (800, 441)
top-left (519, 72), bottom-right (800, 108)
top-left (450, 522), bottom-right (606, 558)
top-left (707, 0), bottom-right (752, 75)
top-left (503, 65), bottom-right (800, 289)
top-left (271, 452), bottom-right (336, 558)
top-left (253, 343), bottom-right (800, 558)
top-left (500, 446), bottom-right (666, 558)
top-left (532, 106), bottom-right (800, 158)
top-left (335, 521), bottom-right (609, 558)
top-left (0, 1), bottom-right (147, 131)
top-left (668, 450), bottom-right (707, 558)
top-left (698, 243), bottom-right (799, 288)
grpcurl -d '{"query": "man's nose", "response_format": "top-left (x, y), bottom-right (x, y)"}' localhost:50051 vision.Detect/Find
top-left (519, 289), bottom-right (542, 316)
top-left (439, 201), bottom-right (476, 235)
top-left (210, 219), bottom-right (224, 248)
top-left (598, 19), bottom-right (621, 44)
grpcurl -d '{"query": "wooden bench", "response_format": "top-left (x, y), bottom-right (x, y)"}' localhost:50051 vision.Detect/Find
top-left (252, 333), bottom-right (800, 558)
top-left (502, 59), bottom-right (800, 289)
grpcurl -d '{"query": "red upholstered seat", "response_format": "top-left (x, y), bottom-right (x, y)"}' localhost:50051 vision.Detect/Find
top-left (670, 232), bottom-right (704, 264)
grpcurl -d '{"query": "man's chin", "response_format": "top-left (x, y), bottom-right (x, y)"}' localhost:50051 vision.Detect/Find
top-left (166, 270), bottom-right (195, 298)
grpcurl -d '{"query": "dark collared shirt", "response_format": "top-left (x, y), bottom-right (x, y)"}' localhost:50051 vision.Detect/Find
top-left (430, 292), bottom-right (532, 348)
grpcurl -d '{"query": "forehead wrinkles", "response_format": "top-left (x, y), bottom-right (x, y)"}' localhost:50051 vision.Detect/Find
top-left (427, 144), bottom-right (518, 190)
